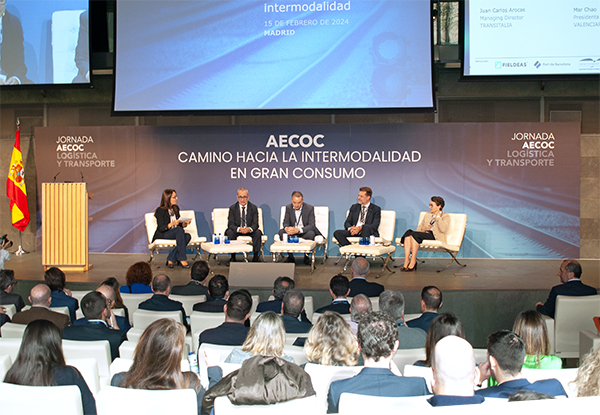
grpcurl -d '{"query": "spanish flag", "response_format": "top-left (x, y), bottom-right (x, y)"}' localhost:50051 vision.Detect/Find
top-left (6, 125), bottom-right (30, 232)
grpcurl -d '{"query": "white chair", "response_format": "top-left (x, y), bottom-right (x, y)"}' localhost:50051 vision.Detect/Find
top-left (22, 305), bottom-right (70, 317)
top-left (132, 309), bottom-right (183, 329)
top-left (96, 385), bottom-right (197, 415)
top-left (312, 312), bottom-right (352, 324)
top-left (0, 338), bottom-right (22, 361)
top-left (403, 364), bottom-right (433, 392)
top-left (119, 293), bottom-right (152, 320)
top-left (198, 343), bottom-right (238, 388)
top-left (552, 294), bottom-right (600, 357)
top-left (580, 330), bottom-right (600, 360)
top-left (404, 313), bottom-right (420, 322)
top-left (214, 394), bottom-right (318, 413)
top-left (250, 295), bottom-right (260, 315)
top-left (110, 357), bottom-right (190, 378)
top-left (521, 367), bottom-right (579, 397)
top-left (51, 10), bottom-right (84, 84)
top-left (337, 210), bottom-right (397, 277)
top-left (118, 341), bottom-right (138, 360)
top-left (392, 348), bottom-right (426, 372)
top-left (170, 294), bottom-right (206, 316)
top-left (395, 211), bottom-right (468, 272)
top-left (0, 383), bottom-right (84, 415)
top-left (190, 312), bottom-right (226, 352)
top-left (282, 345), bottom-right (308, 365)
top-left (144, 209), bottom-right (207, 265)
top-left (2, 304), bottom-right (16, 319)
top-left (473, 348), bottom-right (488, 364)
top-left (0, 354), bottom-right (12, 381)
top-left (71, 291), bottom-right (91, 319)
top-left (66, 358), bottom-right (101, 396)
top-left (126, 328), bottom-right (144, 343)
top-left (304, 296), bottom-right (314, 321)
top-left (62, 339), bottom-right (111, 379)
top-left (338, 393), bottom-right (432, 413)
top-left (0, 322), bottom-right (26, 338)
top-left (303, 362), bottom-right (363, 413)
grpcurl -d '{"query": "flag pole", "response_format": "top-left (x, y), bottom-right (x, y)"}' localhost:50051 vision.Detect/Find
top-left (10, 118), bottom-right (29, 256)
top-left (15, 230), bottom-right (28, 255)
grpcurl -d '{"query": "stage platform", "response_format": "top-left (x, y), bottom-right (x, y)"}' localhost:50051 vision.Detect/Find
top-left (4, 252), bottom-right (599, 348)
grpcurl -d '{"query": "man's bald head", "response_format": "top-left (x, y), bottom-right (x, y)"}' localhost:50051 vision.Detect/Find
top-left (432, 335), bottom-right (477, 396)
top-left (350, 294), bottom-right (372, 322)
top-left (29, 284), bottom-right (51, 306)
top-left (96, 285), bottom-right (115, 305)
top-left (351, 257), bottom-right (370, 278)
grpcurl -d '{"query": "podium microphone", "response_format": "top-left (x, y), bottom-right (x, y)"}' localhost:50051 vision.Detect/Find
top-left (80, 171), bottom-right (84, 182)
top-left (53, 172), bottom-right (60, 182)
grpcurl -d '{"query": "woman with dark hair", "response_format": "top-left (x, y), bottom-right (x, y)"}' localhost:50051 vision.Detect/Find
top-left (120, 261), bottom-right (153, 294)
top-left (415, 312), bottom-right (465, 367)
top-left (513, 310), bottom-right (562, 369)
top-left (400, 196), bottom-right (450, 272)
top-left (3, 319), bottom-right (96, 414)
top-left (111, 319), bottom-right (204, 413)
top-left (152, 189), bottom-right (191, 269)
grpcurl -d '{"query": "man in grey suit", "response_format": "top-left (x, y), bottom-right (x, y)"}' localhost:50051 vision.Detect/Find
top-left (225, 187), bottom-right (262, 262)
top-left (379, 289), bottom-right (426, 349)
top-left (278, 191), bottom-right (320, 264)
top-left (12, 284), bottom-right (71, 331)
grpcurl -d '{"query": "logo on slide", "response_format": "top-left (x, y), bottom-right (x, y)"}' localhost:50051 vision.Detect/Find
top-left (495, 62), bottom-right (502, 69)
top-left (534, 61), bottom-right (541, 69)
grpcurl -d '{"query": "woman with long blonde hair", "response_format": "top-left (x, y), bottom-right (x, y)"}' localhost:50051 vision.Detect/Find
top-left (304, 311), bottom-right (359, 366)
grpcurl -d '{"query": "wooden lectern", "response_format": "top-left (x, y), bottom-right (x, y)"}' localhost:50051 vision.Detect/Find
top-left (42, 183), bottom-right (92, 271)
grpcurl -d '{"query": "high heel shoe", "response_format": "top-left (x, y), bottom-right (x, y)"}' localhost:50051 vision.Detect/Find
top-left (405, 263), bottom-right (417, 272)
top-left (180, 261), bottom-right (190, 269)
top-left (166, 260), bottom-right (174, 268)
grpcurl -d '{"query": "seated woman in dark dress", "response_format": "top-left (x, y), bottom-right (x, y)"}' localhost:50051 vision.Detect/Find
top-left (400, 196), bottom-right (450, 271)
top-left (152, 189), bottom-right (192, 269)
top-left (3, 319), bottom-right (96, 414)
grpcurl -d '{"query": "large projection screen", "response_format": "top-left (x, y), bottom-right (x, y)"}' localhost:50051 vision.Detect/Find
top-left (113, 0), bottom-right (434, 113)
top-left (464, 0), bottom-right (600, 77)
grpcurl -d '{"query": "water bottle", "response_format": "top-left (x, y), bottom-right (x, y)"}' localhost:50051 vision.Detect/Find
top-left (218, 233), bottom-right (222, 244)
top-left (370, 235), bottom-right (375, 246)
top-left (283, 233), bottom-right (288, 243)
top-left (187, 352), bottom-right (199, 374)
top-left (213, 233), bottom-right (219, 244)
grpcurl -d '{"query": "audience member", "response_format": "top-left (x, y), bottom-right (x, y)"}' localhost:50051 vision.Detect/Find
top-left (98, 277), bottom-right (127, 312)
top-left (475, 330), bottom-right (566, 398)
top-left (171, 260), bottom-right (211, 296)
top-left (304, 311), bottom-right (359, 366)
top-left (111, 319), bottom-right (204, 413)
top-left (44, 267), bottom-right (79, 323)
top-left (379, 289), bottom-right (426, 349)
top-left (0, 236), bottom-right (10, 270)
top-left (513, 310), bottom-right (561, 369)
top-left (315, 274), bottom-right (351, 314)
top-left (198, 290), bottom-right (251, 346)
top-left (416, 312), bottom-right (465, 367)
top-left (12, 284), bottom-right (71, 330)
top-left (224, 311), bottom-right (295, 363)
top-left (507, 391), bottom-right (555, 401)
top-left (327, 311), bottom-right (429, 413)
top-left (4, 320), bottom-right (96, 414)
top-left (574, 345), bottom-right (600, 397)
top-left (348, 258), bottom-right (384, 297)
top-left (73, 285), bottom-right (131, 333)
top-left (348, 294), bottom-right (372, 335)
top-left (0, 307), bottom-right (10, 327)
top-left (281, 289), bottom-right (312, 333)
top-left (138, 274), bottom-right (189, 332)
top-left (62, 291), bottom-right (126, 361)
top-left (535, 260), bottom-right (597, 318)
top-left (406, 286), bottom-right (443, 333)
top-left (256, 276), bottom-right (294, 313)
top-left (120, 261), bottom-right (153, 294)
top-left (0, 269), bottom-right (25, 312)
top-left (193, 275), bottom-right (228, 312)
top-left (428, 335), bottom-right (484, 407)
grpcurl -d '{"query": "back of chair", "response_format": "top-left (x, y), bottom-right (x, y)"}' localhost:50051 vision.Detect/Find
top-left (118, 341), bottom-right (138, 360)
top-left (282, 345), bottom-right (308, 365)
top-left (66, 358), bottom-right (101, 396)
top-left (445, 213), bottom-right (468, 249)
top-left (63, 339), bottom-right (111, 378)
top-left (251, 295), bottom-right (260, 315)
top-left (170, 295), bottom-right (207, 316)
top-left (212, 208), bottom-right (229, 235)
top-left (0, 353), bottom-right (13, 381)
top-left (304, 296), bottom-right (314, 321)
top-left (144, 212), bottom-right (158, 245)
top-left (2, 304), bottom-right (16, 319)
top-left (190, 312), bottom-right (226, 337)
top-left (1, 322), bottom-right (26, 338)
top-left (120, 293), bottom-right (152, 320)
top-left (392, 348), bottom-right (426, 372)
top-left (198, 343), bottom-right (238, 388)
top-left (0, 337), bottom-right (22, 361)
top-left (554, 294), bottom-right (600, 357)
top-left (314, 206), bottom-right (329, 241)
top-left (521, 367), bottom-right (578, 397)
top-left (303, 363), bottom-right (363, 413)
top-left (132, 309), bottom-right (183, 330)
top-left (97, 385), bottom-right (197, 415)
top-left (378, 210), bottom-right (396, 244)
top-left (338, 393), bottom-right (432, 413)
top-left (214, 395), bottom-right (318, 413)
top-left (178, 209), bottom-right (200, 239)
top-left (0, 383), bottom-right (84, 415)
top-left (403, 364), bottom-right (433, 392)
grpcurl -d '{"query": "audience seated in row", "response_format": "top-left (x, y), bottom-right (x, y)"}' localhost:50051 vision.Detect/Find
top-left (256, 276), bottom-right (311, 322)
top-left (380, 289), bottom-right (427, 349)
top-left (171, 260), bottom-right (210, 297)
top-left (198, 290), bottom-right (251, 347)
top-left (406, 285), bottom-right (443, 333)
top-left (193, 274), bottom-right (228, 313)
top-left (348, 294), bottom-right (372, 335)
top-left (45, 267), bottom-right (79, 323)
top-left (0, 269), bottom-right (25, 312)
top-left (316, 274), bottom-right (351, 314)
top-left (138, 274), bottom-right (189, 332)
top-left (513, 309), bottom-right (562, 369)
top-left (304, 311), bottom-right (359, 366)
top-left (415, 312), bottom-right (464, 367)
top-left (348, 257), bottom-right (384, 298)
top-left (73, 283), bottom-right (131, 334)
top-left (120, 261), bottom-right (153, 294)
top-left (12, 283), bottom-right (71, 330)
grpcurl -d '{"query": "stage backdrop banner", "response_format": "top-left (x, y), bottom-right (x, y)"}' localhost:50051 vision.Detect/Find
top-left (34, 122), bottom-right (580, 259)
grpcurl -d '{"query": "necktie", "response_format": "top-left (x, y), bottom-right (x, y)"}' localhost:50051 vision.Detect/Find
top-left (360, 206), bottom-right (366, 223)
top-left (242, 206), bottom-right (246, 227)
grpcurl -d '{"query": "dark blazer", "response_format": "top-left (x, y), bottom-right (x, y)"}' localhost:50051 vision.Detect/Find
top-left (406, 312), bottom-right (438, 333)
top-left (74, 315), bottom-right (131, 334)
top-left (171, 281), bottom-right (210, 297)
top-left (227, 201), bottom-right (259, 232)
top-left (0, 313), bottom-right (10, 327)
top-left (12, 306), bottom-right (71, 330)
top-left (198, 322), bottom-right (249, 347)
top-left (475, 378), bottom-right (567, 398)
top-left (138, 294), bottom-right (189, 331)
top-left (0, 290), bottom-right (25, 312)
top-left (348, 278), bottom-right (384, 298)
top-left (62, 322), bottom-right (127, 361)
top-left (343, 203), bottom-right (381, 236)
top-left (427, 395), bottom-right (485, 407)
top-left (281, 203), bottom-right (321, 236)
top-left (193, 298), bottom-right (227, 312)
top-left (327, 367), bottom-right (429, 413)
top-left (152, 205), bottom-right (181, 241)
top-left (0, 12), bottom-right (28, 83)
top-left (54, 366), bottom-right (96, 415)
top-left (536, 279), bottom-right (597, 318)
top-left (316, 300), bottom-right (351, 314)
top-left (281, 314), bottom-right (312, 333)
top-left (50, 290), bottom-right (79, 323)
top-left (256, 300), bottom-right (310, 323)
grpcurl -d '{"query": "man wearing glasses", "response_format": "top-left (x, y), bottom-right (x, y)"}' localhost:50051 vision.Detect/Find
top-left (225, 187), bottom-right (263, 262)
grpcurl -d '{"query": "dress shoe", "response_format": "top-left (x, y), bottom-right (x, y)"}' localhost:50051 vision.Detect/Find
top-left (230, 254), bottom-right (237, 262)
top-left (303, 254), bottom-right (311, 265)
top-left (180, 261), bottom-right (190, 269)
top-left (166, 260), bottom-right (174, 268)
top-left (284, 255), bottom-right (295, 263)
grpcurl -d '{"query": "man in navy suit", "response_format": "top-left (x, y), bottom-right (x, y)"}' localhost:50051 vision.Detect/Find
top-left (333, 187), bottom-right (381, 246)
top-left (198, 290), bottom-right (251, 347)
top-left (406, 286), bottom-right (442, 333)
top-left (193, 274), bottom-right (229, 312)
top-left (536, 260), bottom-right (597, 318)
top-left (327, 311), bottom-right (429, 413)
top-left (315, 274), bottom-right (351, 314)
top-left (171, 260), bottom-right (211, 297)
top-left (348, 257), bottom-right (384, 297)
top-left (45, 267), bottom-right (79, 324)
top-left (138, 274), bottom-right (189, 332)
top-left (225, 187), bottom-right (262, 262)
top-left (278, 191), bottom-right (321, 264)
top-left (475, 330), bottom-right (566, 398)
top-left (73, 284), bottom-right (130, 333)
top-left (281, 289), bottom-right (312, 334)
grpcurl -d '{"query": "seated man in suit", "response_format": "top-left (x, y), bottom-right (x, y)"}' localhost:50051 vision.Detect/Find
top-left (44, 266), bottom-right (79, 323)
top-left (348, 257), bottom-right (384, 297)
top-left (193, 274), bottom-right (228, 312)
top-left (62, 291), bottom-right (126, 361)
top-left (328, 311), bottom-right (429, 413)
top-left (315, 274), bottom-right (351, 314)
top-left (0, 269), bottom-right (25, 312)
top-left (278, 190), bottom-right (320, 265)
top-left (379, 289), bottom-right (426, 349)
top-left (535, 260), bottom-right (597, 318)
top-left (73, 285), bottom-right (130, 333)
top-left (138, 274), bottom-right (189, 332)
top-left (281, 289), bottom-right (312, 334)
top-left (171, 260), bottom-right (210, 297)
top-left (348, 294), bottom-right (372, 335)
top-left (475, 330), bottom-right (566, 398)
top-left (257, 276), bottom-right (310, 323)
top-left (428, 335), bottom-right (484, 407)
top-left (406, 286), bottom-right (443, 333)
top-left (198, 290), bottom-right (251, 347)
top-left (333, 187), bottom-right (381, 247)
top-left (225, 187), bottom-right (263, 262)
top-left (12, 284), bottom-right (71, 330)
